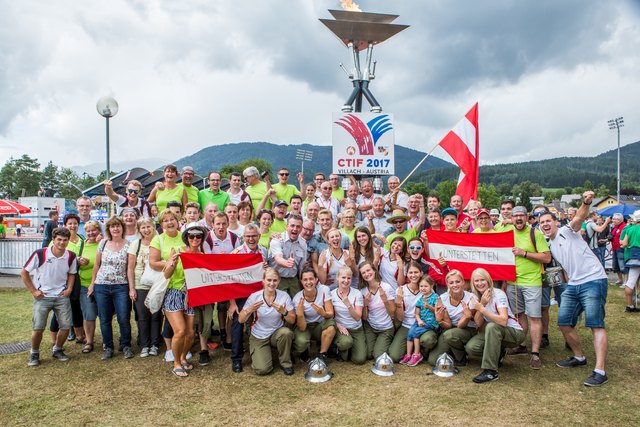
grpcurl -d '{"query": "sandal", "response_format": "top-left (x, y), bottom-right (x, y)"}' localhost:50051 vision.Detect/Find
top-left (76, 336), bottom-right (87, 345)
top-left (172, 367), bottom-right (188, 378)
top-left (181, 362), bottom-right (194, 371)
top-left (82, 343), bottom-right (94, 353)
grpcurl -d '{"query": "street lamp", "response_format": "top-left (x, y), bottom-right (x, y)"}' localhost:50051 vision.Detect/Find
top-left (608, 116), bottom-right (624, 202)
top-left (96, 96), bottom-right (119, 180)
top-left (295, 149), bottom-right (313, 175)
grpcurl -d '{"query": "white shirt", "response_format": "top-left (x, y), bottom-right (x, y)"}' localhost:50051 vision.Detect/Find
top-left (440, 291), bottom-right (478, 329)
top-left (24, 248), bottom-right (77, 297)
top-left (292, 284), bottom-right (332, 324)
top-left (378, 249), bottom-right (399, 291)
top-left (115, 194), bottom-right (152, 217)
top-left (204, 230), bottom-right (240, 254)
top-left (469, 288), bottom-right (522, 330)
top-left (315, 196), bottom-right (340, 219)
top-left (399, 284), bottom-right (423, 328)
top-left (384, 190), bottom-right (409, 211)
top-left (243, 289), bottom-right (293, 339)
top-left (320, 248), bottom-right (349, 291)
top-left (548, 225), bottom-right (608, 285)
top-left (227, 189), bottom-right (250, 206)
top-left (331, 288), bottom-right (363, 330)
top-left (361, 282), bottom-right (396, 330)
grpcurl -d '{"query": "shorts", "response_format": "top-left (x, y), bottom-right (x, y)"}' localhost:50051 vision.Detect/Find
top-left (163, 288), bottom-right (195, 315)
top-left (612, 249), bottom-right (627, 274)
top-left (79, 286), bottom-right (98, 321)
top-left (506, 284), bottom-right (542, 318)
top-left (407, 322), bottom-right (437, 340)
top-left (33, 296), bottom-right (72, 330)
top-left (557, 279), bottom-right (607, 329)
top-left (541, 283), bottom-right (567, 307)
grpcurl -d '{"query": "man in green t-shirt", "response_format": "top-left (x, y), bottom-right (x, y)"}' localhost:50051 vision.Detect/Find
top-left (0, 216), bottom-right (6, 239)
top-left (505, 206), bottom-right (551, 370)
top-left (179, 166), bottom-right (199, 205)
top-left (198, 171), bottom-right (230, 213)
top-left (243, 166), bottom-right (273, 215)
top-left (384, 209), bottom-right (417, 250)
top-left (272, 167), bottom-right (304, 205)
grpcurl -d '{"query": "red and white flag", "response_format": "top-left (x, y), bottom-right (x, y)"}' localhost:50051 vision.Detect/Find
top-left (181, 253), bottom-right (264, 307)
top-left (438, 103), bottom-right (479, 205)
top-left (426, 229), bottom-right (516, 281)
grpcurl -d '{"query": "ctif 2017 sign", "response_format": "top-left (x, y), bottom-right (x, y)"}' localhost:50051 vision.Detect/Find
top-left (332, 112), bottom-right (395, 175)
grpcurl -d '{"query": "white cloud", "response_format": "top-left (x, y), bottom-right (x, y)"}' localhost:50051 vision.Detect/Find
top-left (0, 0), bottom-right (638, 170)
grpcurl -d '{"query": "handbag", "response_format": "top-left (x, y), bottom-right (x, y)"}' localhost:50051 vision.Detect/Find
top-left (144, 273), bottom-right (170, 314)
top-left (139, 235), bottom-right (165, 287)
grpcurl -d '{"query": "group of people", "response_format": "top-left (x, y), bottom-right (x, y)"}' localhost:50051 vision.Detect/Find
top-left (21, 163), bottom-right (634, 388)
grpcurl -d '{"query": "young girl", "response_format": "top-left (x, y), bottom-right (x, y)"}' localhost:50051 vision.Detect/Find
top-left (401, 276), bottom-right (440, 367)
top-left (388, 261), bottom-right (423, 362)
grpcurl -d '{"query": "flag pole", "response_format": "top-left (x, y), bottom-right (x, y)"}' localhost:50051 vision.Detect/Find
top-left (398, 142), bottom-right (442, 188)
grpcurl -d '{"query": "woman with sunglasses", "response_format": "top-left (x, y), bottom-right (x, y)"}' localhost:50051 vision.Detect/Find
top-left (407, 236), bottom-right (449, 294)
top-left (104, 179), bottom-right (153, 218)
top-left (257, 209), bottom-right (274, 249)
top-left (379, 236), bottom-right (408, 291)
top-left (147, 164), bottom-right (188, 214)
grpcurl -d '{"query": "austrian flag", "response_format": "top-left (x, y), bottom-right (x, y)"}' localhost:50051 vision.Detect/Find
top-left (426, 230), bottom-right (516, 281)
top-left (181, 253), bottom-right (264, 307)
top-left (438, 103), bottom-right (479, 204)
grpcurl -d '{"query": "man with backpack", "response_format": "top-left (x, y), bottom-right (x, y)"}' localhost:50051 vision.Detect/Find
top-left (104, 179), bottom-right (152, 218)
top-left (583, 212), bottom-right (611, 266)
top-left (21, 227), bottom-right (78, 366)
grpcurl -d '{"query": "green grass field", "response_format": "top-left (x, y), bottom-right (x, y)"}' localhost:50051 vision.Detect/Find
top-left (0, 286), bottom-right (638, 426)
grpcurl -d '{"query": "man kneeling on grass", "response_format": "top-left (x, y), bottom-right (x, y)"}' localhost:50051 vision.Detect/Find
top-left (21, 227), bottom-right (77, 366)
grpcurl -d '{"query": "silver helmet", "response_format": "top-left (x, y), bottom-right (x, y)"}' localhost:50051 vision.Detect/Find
top-left (304, 357), bottom-right (333, 383)
top-left (432, 353), bottom-right (459, 377)
top-left (371, 352), bottom-right (395, 376)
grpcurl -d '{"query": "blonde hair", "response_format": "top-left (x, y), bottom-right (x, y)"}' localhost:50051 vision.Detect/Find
top-left (445, 269), bottom-right (464, 285)
top-left (136, 217), bottom-right (157, 235)
top-left (470, 268), bottom-right (494, 300)
top-left (157, 209), bottom-right (181, 225)
top-left (263, 267), bottom-right (281, 281)
top-left (84, 220), bottom-right (101, 232)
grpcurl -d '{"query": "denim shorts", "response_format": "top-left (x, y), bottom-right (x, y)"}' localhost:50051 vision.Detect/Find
top-left (557, 279), bottom-right (608, 329)
top-left (33, 296), bottom-right (72, 330)
top-left (79, 286), bottom-right (98, 321)
top-left (612, 249), bottom-right (627, 273)
top-left (407, 322), bottom-right (436, 340)
top-left (541, 283), bottom-right (567, 307)
top-left (163, 288), bottom-right (195, 315)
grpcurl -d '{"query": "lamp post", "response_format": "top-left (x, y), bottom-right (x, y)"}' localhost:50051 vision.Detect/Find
top-left (295, 149), bottom-right (313, 175)
top-left (96, 96), bottom-right (119, 180)
top-left (608, 116), bottom-right (624, 202)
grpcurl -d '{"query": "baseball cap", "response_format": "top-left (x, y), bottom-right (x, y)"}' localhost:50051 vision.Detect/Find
top-left (182, 166), bottom-right (195, 174)
top-left (274, 199), bottom-right (289, 208)
top-left (476, 208), bottom-right (490, 217)
top-left (512, 206), bottom-right (528, 215)
top-left (489, 209), bottom-right (500, 216)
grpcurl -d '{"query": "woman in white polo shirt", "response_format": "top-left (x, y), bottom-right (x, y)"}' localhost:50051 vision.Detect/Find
top-left (239, 268), bottom-right (296, 375)
top-left (331, 266), bottom-right (366, 364)
top-left (428, 269), bottom-right (477, 366)
top-left (465, 268), bottom-right (525, 383)
top-left (359, 261), bottom-right (396, 360)
top-left (293, 268), bottom-right (336, 363)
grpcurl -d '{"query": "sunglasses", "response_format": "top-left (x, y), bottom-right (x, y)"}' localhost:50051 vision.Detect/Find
top-left (187, 234), bottom-right (203, 239)
top-left (279, 173), bottom-right (289, 176)
top-left (392, 220), bottom-right (406, 224)
top-left (409, 245), bottom-right (422, 250)
top-left (127, 189), bottom-right (140, 194)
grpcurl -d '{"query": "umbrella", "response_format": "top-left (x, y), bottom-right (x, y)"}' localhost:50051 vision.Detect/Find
top-left (597, 204), bottom-right (638, 218)
top-left (0, 200), bottom-right (31, 215)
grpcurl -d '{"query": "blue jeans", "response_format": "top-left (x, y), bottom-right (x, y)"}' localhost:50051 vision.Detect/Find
top-left (591, 247), bottom-right (605, 268)
top-left (541, 283), bottom-right (568, 307)
top-left (557, 279), bottom-right (608, 329)
top-left (94, 283), bottom-right (132, 349)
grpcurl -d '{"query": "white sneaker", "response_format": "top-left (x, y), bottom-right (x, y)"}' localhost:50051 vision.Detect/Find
top-left (550, 298), bottom-right (558, 306)
top-left (164, 349), bottom-right (174, 362)
top-left (140, 347), bottom-right (150, 358)
top-left (186, 352), bottom-right (192, 360)
top-left (149, 346), bottom-right (159, 356)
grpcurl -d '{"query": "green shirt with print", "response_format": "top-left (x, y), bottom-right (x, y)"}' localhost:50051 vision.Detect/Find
top-left (150, 232), bottom-right (185, 291)
top-left (509, 226), bottom-right (549, 286)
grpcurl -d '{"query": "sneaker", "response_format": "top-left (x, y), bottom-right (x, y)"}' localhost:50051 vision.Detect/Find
top-left (506, 345), bottom-right (528, 356)
top-left (149, 346), bottom-right (159, 357)
top-left (186, 352), bottom-right (193, 360)
top-left (199, 350), bottom-right (209, 366)
top-left (299, 349), bottom-right (310, 363)
top-left (407, 353), bottom-right (423, 367)
top-left (123, 346), bottom-right (134, 359)
top-left (399, 354), bottom-right (412, 365)
top-left (140, 347), bottom-right (150, 358)
top-left (232, 360), bottom-right (243, 373)
top-left (28, 352), bottom-right (40, 367)
top-left (101, 347), bottom-right (114, 360)
top-left (472, 369), bottom-right (499, 383)
top-left (556, 356), bottom-right (587, 368)
top-left (318, 353), bottom-right (328, 364)
top-left (583, 371), bottom-right (608, 387)
top-left (498, 349), bottom-right (507, 368)
top-left (625, 306), bottom-right (636, 313)
top-left (164, 350), bottom-right (174, 362)
top-left (52, 348), bottom-right (70, 362)
top-left (530, 355), bottom-right (542, 370)
top-left (455, 354), bottom-right (468, 367)
top-left (541, 336), bottom-right (550, 349)
top-left (222, 341), bottom-right (232, 351)
top-left (282, 367), bottom-right (294, 376)
top-left (67, 331), bottom-right (76, 341)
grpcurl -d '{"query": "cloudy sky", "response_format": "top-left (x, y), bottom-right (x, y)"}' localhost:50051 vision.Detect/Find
top-left (1, 0), bottom-right (639, 171)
